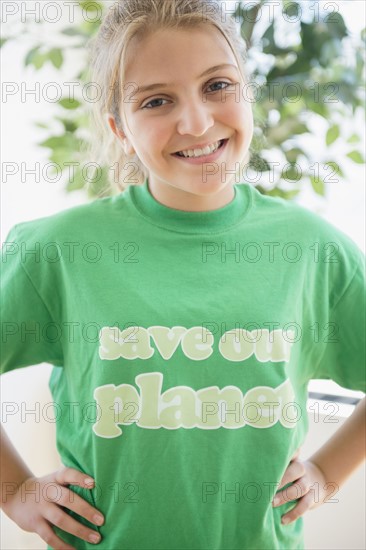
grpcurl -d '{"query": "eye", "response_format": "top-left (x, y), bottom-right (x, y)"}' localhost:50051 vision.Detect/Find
top-left (142, 98), bottom-right (169, 110)
top-left (141, 80), bottom-right (235, 109)
top-left (206, 80), bottom-right (233, 93)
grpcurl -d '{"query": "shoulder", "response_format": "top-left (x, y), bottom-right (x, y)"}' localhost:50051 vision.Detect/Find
top-left (4, 191), bottom-right (132, 245)
top-left (243, 183), bottom-right (364, 261)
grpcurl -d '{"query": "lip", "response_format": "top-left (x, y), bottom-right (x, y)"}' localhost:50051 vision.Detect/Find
top-left (173, 140), bottom-right (222, 154)
top-left (172, 139), bottom-right (229, 164)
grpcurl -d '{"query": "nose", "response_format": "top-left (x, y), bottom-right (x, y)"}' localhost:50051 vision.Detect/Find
top-left (176, 97), bottom-right (215, 136)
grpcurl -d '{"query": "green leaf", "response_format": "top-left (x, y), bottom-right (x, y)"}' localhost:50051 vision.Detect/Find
top-left (25, 46), bottom-right (64, 71)
top-left (62, 27), bottom-right (86, 37)
top-left (284, 148), bottom-right (304, 163)
top-left (87, 166), bottom-right (111, 198)
top-left (281, 189), bottom-right (301, 200)
top-left (32, 52), bottom-right (48, 70)
top-left (347, 134), bottom-right (360, 144)
top-left (49, 48), bottom-right (63, 69)
top-left (49, 148), bottom-right (72, 165)
top-left (254, 185), bottom-right (267, 196)
top-left (267, 120), bottom-right (308, 145)
top-left (282, 0), bottom-right (302, 23)
top-left (248, 154), bottom-right (271, 172)
top-left (55, 117), bottom-right (78, 133)
top-left (59, 97), bottom-right (82, 110)
top-left (324, 12), bottom-right (348, 40)
top-left (240, 3), bottom-right (261, 45)
top-left (38, 132), bottom-right (83, 152)
top-left (66, 167), bottom-right (87, 191)
top-left (76, 67), bottom-right (91, 81)
top-left (265, 187), bottom-right (300, 200)
top-left (0, 38), bottom-right (8, 48)
top-left (79, 19), bottom-right (101, 36)
top-left (283, 163), bottom-right (302, 182)
top-left (307, 99), bottom-right (327, 117)
top-left (262, 22), bottom-right (275, 54)
top-left (267, 55), bottom-right (311, 79)
top-left (24, 46), bottom-right (41, 67)
top-left (326, 125), bottom-right (340, 146)
top-left (355, 48), bottom-right (365, 81)
top-left (39, 136), bottom-right (69, 149)
top-left (310, 175), bottom-right (325, 196)
top-left (324, 161), bottom-right (344, 178)
top-left (233, 3), bottom-right (244, 22)
top-left (35, 122), bottom-right (49, 129)
top-left (346, 150), bottom-right (365, 164)
top-left (79, 1), bottom-right (103, 12)
top-left (300, 21), bottom-right (322, 58)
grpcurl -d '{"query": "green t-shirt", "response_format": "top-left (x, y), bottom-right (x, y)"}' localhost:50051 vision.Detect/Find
top-left (1, 180), bottom-right (365, 550)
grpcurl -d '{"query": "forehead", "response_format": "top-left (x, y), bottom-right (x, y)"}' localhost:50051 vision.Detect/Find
top-left (123, 25), bottom-right (238, 85)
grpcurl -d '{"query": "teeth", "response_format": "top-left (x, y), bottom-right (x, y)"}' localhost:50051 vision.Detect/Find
top-left (177, 140), bottom-right (222, 158)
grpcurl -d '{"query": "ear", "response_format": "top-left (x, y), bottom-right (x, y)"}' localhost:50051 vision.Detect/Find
top-left (107, 115), bottom-right (135, 156)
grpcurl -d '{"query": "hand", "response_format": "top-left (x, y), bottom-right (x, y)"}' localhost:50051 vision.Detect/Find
top-left (1, 466), bottom-right (105, 550)
top-left (272, 448), bottom-right (335, 525)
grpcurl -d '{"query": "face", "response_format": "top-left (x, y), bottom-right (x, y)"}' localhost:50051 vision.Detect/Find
top-left (109, 25), bottom-right (254, 211)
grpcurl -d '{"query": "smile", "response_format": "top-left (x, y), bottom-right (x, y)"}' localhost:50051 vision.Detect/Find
top-left (172, 139), bottom-right (228, 163)
top-left (175, 139), bottom-right (222, 158)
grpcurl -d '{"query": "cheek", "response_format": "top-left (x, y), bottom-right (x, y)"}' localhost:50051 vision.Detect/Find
top-left (133, 129), bottom-right (168, 166)
top-left (140, 123), bottom-right (167, 149)
top-left (234, 99), bottom-right (254, 138)
top-left (223, 102), bottom-right (254, 155)
top-left (221, 96), bottom-right (252, 127)
top-left (145, 127), bottom-right (172, 163)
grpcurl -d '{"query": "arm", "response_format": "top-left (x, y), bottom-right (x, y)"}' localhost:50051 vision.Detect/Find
top-left (272, 396), bottom-right (366, 524)
top-left (0, 424), bottom-right (34, 507)
top-left (308, 395), bottom-right (366, 488)
top-left (0, 423), bottom-right (104, 549)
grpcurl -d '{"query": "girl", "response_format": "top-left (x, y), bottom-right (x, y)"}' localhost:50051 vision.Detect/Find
top-left (1, 1), bottom-right (365, 549)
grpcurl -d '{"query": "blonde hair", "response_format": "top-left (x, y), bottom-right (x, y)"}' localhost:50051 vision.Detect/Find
top-left (85, 0), bottom-right (253, 196)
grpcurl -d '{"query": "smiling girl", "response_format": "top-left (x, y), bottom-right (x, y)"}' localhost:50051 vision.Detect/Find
top-left (1, 1), bottom-right (365, 549)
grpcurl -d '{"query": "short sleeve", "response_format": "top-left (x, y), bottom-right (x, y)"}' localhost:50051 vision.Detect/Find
top-left (1, 225), bottom-right (64, 374)
top-left (313, 244), bottom-right (366, 392)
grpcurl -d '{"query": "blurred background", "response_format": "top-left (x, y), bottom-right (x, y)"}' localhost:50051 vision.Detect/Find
top-left (1, 1), bottom-right (365, 548)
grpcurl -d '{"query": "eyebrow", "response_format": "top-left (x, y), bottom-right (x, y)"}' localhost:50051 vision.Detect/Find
top-left (134, 63), bottom-right (239, 95)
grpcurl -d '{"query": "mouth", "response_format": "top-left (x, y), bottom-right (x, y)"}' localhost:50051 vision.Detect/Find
top-left (172, 139), bottom-right (228, 162)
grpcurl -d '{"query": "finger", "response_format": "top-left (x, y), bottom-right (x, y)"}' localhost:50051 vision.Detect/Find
top-left (54, 467), bottom-right (95, 489)
top-left (58, 487), bottom-right (104, 527)
top-left (44, 506), bottom-right (102, 546)
top-left (277, 460), bottom-right (306, 491)
top-left (281, 491), bottom-right (314, 525)
top-left (273, 475), bottom-right (310, 507)
top-left (37, 519), bottom-right (75, 550)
